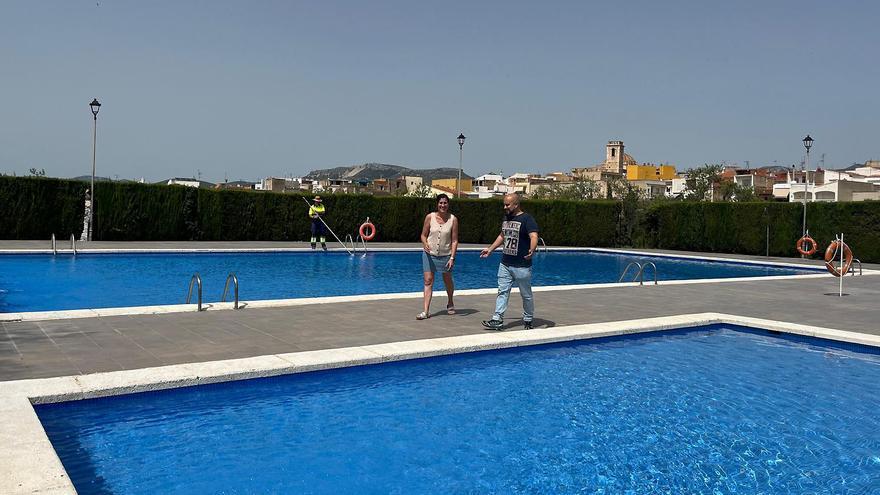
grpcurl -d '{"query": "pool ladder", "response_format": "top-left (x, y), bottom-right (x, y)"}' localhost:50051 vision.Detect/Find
top-left (221, 273), bottom-right (240, 309)
top-left (185, 272), bottom-right (242, 312)
top-left (186, 273), bottom-right (203, 311)
top-left (344, 234), bottom-right (368, 256)
top-left (538, 237), bottom-right (548, 253)
top-left (50, 233), bottom-right (77, 256)
top-left (850, 259), bottom-right (863, 276)
top-left (618, 261), bottom-right (658, 285)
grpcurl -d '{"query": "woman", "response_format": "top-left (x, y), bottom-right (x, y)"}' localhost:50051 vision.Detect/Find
top-left (417, 193), bottom-right (459, 320)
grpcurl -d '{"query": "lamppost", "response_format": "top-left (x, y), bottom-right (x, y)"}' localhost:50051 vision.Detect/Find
top-left (88, 98), bottom-right (101, 241)
top-left (457, 133), bottom-right (466, 198)
top-left (801, 134), bottom-right (813, 241)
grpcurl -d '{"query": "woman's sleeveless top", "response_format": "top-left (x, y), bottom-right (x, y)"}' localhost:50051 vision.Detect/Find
top-left (428, 213), bottom-right (455, 256)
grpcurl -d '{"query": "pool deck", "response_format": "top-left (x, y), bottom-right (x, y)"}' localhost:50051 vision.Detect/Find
top-left (1, 241), bottom-right (878, 382)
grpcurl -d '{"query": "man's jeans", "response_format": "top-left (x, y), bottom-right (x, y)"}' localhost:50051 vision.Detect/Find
top-left (492, 263), bottom-right (534, 322)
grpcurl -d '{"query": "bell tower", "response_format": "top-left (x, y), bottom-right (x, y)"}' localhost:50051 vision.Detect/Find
top-left (604, 141), bottom-right (625, 174)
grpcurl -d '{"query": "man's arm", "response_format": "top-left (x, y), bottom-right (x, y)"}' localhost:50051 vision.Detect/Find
top-left (524, 232), bottom-right (539, 260)
top-left (480, 233), bottom-right (504, 258)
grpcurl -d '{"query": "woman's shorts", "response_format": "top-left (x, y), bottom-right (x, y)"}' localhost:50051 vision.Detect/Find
top-left (422, 252), bottom-right (452, 273)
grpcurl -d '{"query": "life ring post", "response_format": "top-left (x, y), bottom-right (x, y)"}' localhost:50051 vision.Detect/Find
top-left (796, 233), bottom-right (818, 256)
top-left (823, 234), bottom-right (853, 278)
top-left (359, 217), bottom-right (377, 242)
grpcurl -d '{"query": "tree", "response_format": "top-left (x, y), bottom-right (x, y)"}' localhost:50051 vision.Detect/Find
top-left (406, 184), bottom-right (433, 198)
top-left (684, 164), bottom-right (723, 201)
top-left (530, 177), bottom-right (601, 201)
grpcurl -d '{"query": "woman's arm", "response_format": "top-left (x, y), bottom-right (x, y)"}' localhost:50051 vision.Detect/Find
top-left (420, 213), bottom-right (432, 252)
top-left (447, 216), bottom-right (460, 268)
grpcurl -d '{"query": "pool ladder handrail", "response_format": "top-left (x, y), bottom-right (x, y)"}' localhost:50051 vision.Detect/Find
top-left (618, 261), bottom-right (658, 285)
top-left (186, 272), bottom-right (203, 312)
top-left (344, 233), bottom-right (368, 256)
top-left (850, 258), bottom-right (862, 276)
top-left (538, 237), bottom-right (548, 253)
top-left (635, 261), bottom-right (657, 285)
top-left (221, 273), bottom-right (240, 309)
top-left (50, 233), bottom-right (77, 256)
top-left (618, 261), bottom-right (641, 283)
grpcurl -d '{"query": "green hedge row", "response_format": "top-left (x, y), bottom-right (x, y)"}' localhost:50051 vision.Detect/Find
top-left (0, 176), bottom-right (86, 239)
top-left (1, 176), bottom-right (877, 262)
top-left (638, 201), bottom-right (880, 261)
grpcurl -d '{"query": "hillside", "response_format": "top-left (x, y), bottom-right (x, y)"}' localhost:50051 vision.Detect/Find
top-left (305, 163), bottom-right (471, 181)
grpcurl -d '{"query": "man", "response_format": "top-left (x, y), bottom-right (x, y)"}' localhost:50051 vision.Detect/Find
top-left (480, 193), bottom-right (539, 330)
top-left (308, 196), bottom-right (327, 250)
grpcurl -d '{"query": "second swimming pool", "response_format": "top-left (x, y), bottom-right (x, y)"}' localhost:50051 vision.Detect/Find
top-left (0, 249), bottom-right (819, 312)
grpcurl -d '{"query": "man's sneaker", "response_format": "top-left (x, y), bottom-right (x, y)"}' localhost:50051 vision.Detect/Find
top-left (481, 319), bottom-right (503, 330)
top-left (522, 321), bottom-right (533, 330)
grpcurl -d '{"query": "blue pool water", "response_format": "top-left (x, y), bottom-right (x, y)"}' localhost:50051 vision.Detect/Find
top-left (1, 250), bottom-right (815, 312)
top-left (37, 325), bottom-right (880, 494)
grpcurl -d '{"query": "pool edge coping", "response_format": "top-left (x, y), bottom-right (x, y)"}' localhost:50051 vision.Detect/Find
top-left (2, 312), bottom-right (880, 494)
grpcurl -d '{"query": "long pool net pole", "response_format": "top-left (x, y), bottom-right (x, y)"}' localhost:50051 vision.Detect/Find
top-left (302, 197), bottom-right (352, 255)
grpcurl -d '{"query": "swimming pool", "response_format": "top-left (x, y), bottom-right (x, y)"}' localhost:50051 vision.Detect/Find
top-left (35, 323), bottom-right (880, 493)
top-left (0, 250), bottom-right (818, 312)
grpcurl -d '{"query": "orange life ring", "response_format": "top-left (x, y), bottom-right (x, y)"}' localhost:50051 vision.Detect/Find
top-left (823, 240), bottom-right (853, 277)
top-left (359, 219), bottom-right (376, 241)
top-left (796, 235), bottom-right (818, 256)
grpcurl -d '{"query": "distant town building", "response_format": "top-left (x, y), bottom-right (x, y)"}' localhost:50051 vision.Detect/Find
top-left (391, 175), bottom-right (423, 195)
top-left (627, 164), bottom-right (677, 181)
top-left (164, 177), bottom-right (215, 188)
top-left (431, 177), bottom-right (473, 194)
top-left (215, 180), bottom-right (256, 190)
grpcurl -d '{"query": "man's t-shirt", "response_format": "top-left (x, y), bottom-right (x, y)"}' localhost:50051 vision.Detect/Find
top-left (500, 212), bottom-right (539, 268)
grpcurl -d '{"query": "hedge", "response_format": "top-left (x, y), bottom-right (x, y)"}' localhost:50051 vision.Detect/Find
top-left (1, 176), bottom-right (877, 262)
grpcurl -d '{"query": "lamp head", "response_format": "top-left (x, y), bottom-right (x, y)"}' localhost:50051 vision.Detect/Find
top-left (457, 133), bottom-right (466, 149)
top-left (802, 134), bottom-right (813, 152)
top-left (90, 98), bottom-right (101, 118)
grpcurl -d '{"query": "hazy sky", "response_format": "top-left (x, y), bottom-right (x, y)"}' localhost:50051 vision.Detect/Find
top-left (2, 0), bottom-right (877, 182)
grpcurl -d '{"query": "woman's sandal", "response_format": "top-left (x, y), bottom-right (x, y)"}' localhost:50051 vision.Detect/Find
top-left (416, 311), bottom-right (429, 320)
top-left (446, 304), bottom-right (456, 315)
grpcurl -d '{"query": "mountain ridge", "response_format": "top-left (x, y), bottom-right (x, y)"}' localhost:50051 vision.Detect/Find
top-left (305, 163), bottom-right (472, 182)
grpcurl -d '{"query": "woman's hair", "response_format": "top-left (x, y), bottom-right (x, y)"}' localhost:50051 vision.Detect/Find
top-left (436, 193), bottom-right (450, 202)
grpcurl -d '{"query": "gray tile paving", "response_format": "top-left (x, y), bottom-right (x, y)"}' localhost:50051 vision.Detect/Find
top-left (1, 242), bottom-right (878, 381)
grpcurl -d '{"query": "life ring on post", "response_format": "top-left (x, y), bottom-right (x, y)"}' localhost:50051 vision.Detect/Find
top-left (824, 239), bottom-right (853, 277)
top-left (359, 218), bottom-right (377, 241)
top-left (796, 235), bottom-right (818, 256)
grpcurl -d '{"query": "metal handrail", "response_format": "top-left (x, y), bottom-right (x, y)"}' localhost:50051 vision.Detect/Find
top-left (850, 259), bottom-right (862, 276)
top-left (618, 262), bottom-right (642, 283)
top-left (538, 237), bottom-right (548, 252)
top-left (70, 234), bottom-right (77, 256)
top-left (51, 233), bottom-right (56, 256)
top-left (344, 234), bottom-right (368, 256)
top-left (222, 273), bottom-right (240, 309)
top-left (636, 261), bottom-right (658, 285)
top-left (186, 272), bottom-right (203, 312)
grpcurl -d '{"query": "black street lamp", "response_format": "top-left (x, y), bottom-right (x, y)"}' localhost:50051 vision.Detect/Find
top-left (88, 98), bottom-right (101, 241)
top-left (801, 134), bottom-right (813, 243)
top-left (457, 133), bottom-right (466, 198)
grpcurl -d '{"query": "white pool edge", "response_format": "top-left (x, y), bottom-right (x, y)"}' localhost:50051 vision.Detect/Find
top-left (2, 312), bottom-right (879, 494)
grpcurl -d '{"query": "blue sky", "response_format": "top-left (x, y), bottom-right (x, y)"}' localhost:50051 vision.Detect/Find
top-left (1, 0), bottom-right (877, 182)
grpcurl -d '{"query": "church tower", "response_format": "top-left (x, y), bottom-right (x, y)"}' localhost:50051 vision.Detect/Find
top-left (604, 141), bottom-right (625, 174)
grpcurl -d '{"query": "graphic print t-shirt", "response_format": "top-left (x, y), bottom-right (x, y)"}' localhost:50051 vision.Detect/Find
top-left (500, 212), bottom-right (539, 268)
